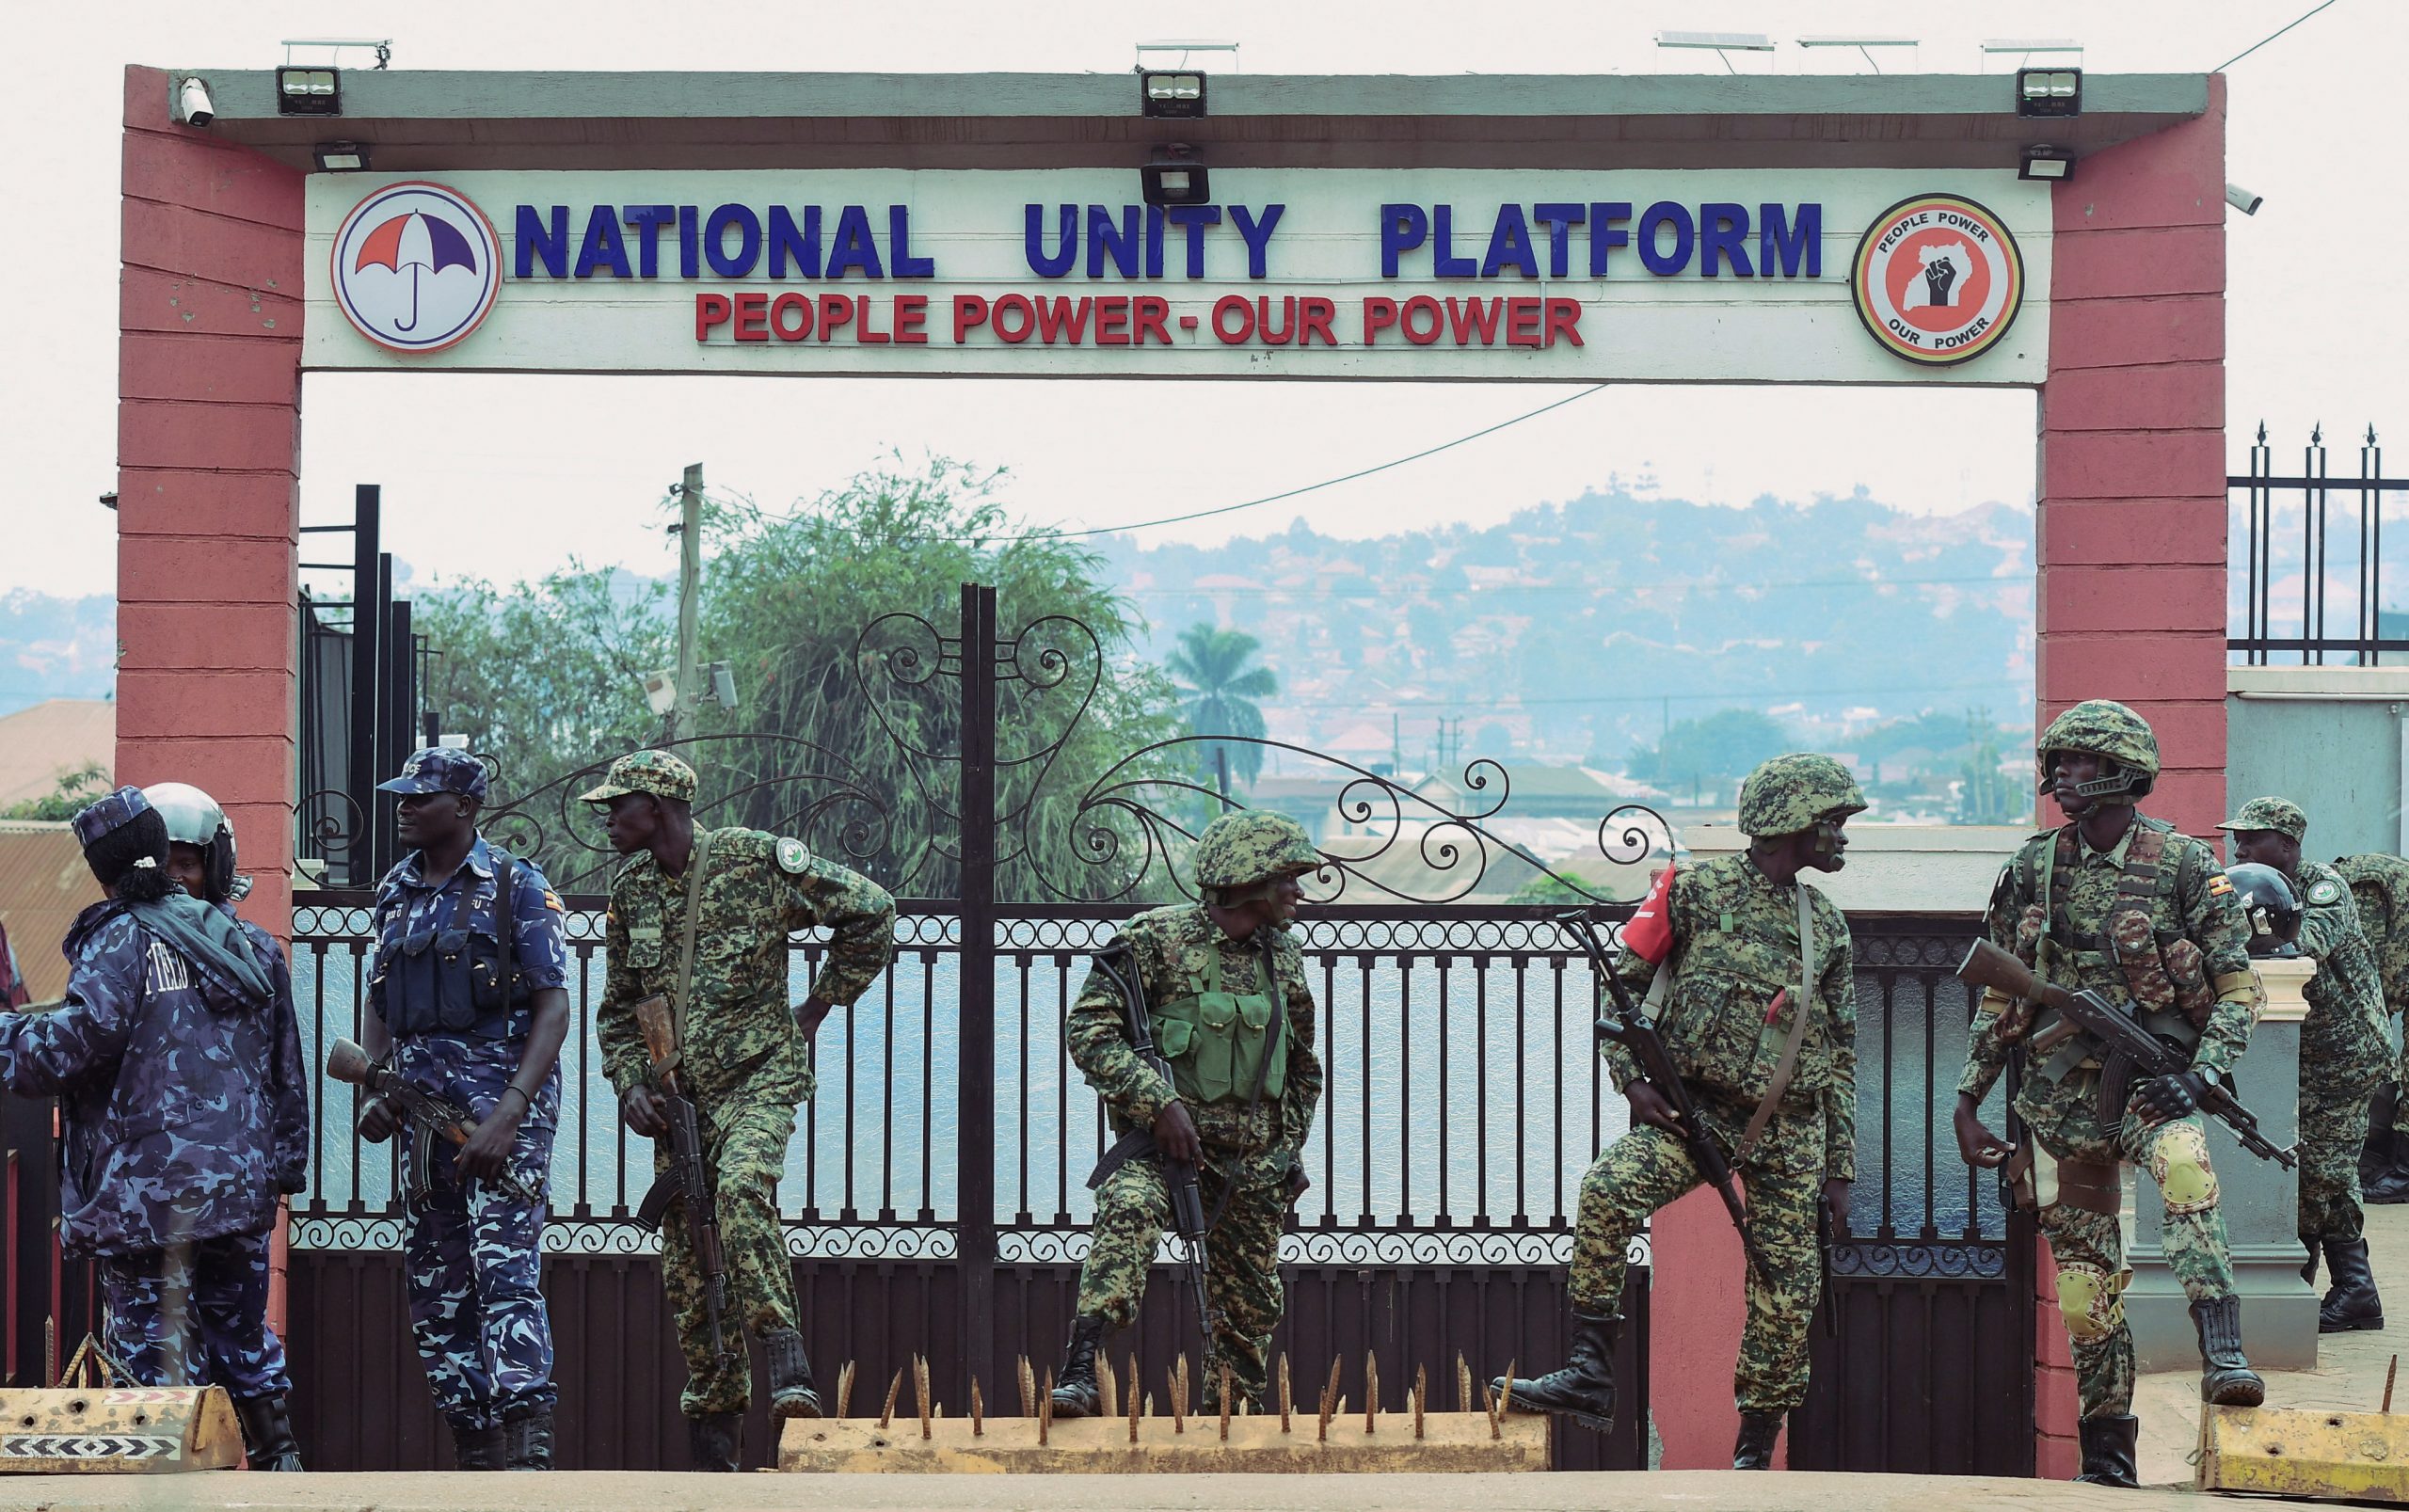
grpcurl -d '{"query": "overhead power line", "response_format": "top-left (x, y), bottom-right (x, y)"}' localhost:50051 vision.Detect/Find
top-left (2214, 0), bottom-right (2343, 72)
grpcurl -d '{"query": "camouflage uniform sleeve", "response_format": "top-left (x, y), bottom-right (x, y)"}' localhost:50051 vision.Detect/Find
top-left (2296, 869), bottom-right (2359, 963)
top-left (1274, 934), bottom-right (1323, 1163)
top-left (1955, 858), bottom-right (2025, 1102)
top-left (2181, 844), bottom-right (2258, 1079)
top-left (507, 857), bottom-right (570, 991)
top-left (1601, 871), bottom-right (1688, 1093)
top-left (1822, 908), bottom-right (1858, 1180)
top-left (596, 881), bottom-right (647, 1099)
top-left (1064, 934), bottom-right (1177, 1130)
top-left (0, 923), bottom-right (141, 1094)
top-left (259, 931), bottom-right (311, 1194)
top-left (364, 885), bottom-right (398, 1025)
top-left (781, 852), bottom-right (897, 1009)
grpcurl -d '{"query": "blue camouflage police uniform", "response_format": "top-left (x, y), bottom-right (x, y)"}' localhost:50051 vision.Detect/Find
top-left (367, 749), bottom-right (570, 1434)
top-left (0, 788), bottom-right (308, 1395)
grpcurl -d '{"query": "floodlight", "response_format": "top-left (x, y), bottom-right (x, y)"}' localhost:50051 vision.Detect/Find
top-left (1141, 70), bottom-right (1207, 118)
top-left (175, 76), bottom-right (215, 126)
top-left (313, 141), bottom-right (370, 172)
top-left (2226, 183), bottom-right (2264, 215)
top-left (1656, 30), bottom-right (1775, 50)
top-left (277, 67), bottom-right (343, 116)
top-left (1141, 144), bottom-right (1211, 207)
top-left (2019, 145), bottom-right (2076, 182)
top-left (1796, 35), bottom-right (1918, 72)
top-left (2016, 67), bottom-right (2082, 118)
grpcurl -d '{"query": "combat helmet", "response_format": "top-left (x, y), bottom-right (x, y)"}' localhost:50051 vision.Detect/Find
top-left (1192, 810), bottom-right (1323, 903)
top-left (1735, 753), bottom-right (1869, 838)
top-left (2036, 699), bottom-right (2160, 800)
top-left (2223, 862), bottom-right (2301, 957)
top-left (144, 781), bottom-right (247, 904)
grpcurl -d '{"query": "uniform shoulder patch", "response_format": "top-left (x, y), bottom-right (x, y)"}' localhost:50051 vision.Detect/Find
top-left (775, 836), bottom-right (813, 874)
top-left (2207, 873), bottom-right (2235, 898)
top-left (2308, 876), bottom-right (2346, 906)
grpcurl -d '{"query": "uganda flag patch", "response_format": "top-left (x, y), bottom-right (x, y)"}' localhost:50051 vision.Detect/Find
top-left (544, 890), bottom-right (565, 912)
top-left (2208, 874), bottom-right (2235, 898)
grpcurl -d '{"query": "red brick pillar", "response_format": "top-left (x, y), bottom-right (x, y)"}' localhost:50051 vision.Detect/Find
top-left (2034, 1235), bottom-right (2080, 1478)
top-left (118, 64), bottom-right (306, 1329)
top-left (2038, 78), bottom-right (2229, 837)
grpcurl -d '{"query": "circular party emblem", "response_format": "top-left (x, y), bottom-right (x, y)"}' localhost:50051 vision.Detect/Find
top-left (327, 182), bottom-right (502, 353)
top-left (1849, 194), bottom-right (2024, 366)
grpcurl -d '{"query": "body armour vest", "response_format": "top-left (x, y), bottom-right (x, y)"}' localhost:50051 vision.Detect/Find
top-left (1149, 936), bottom-right (1288, 1107)
top-left (379, 849), bottom-right (534, 1041)
top-left (2017, 819), bottom-right (2211, 1081)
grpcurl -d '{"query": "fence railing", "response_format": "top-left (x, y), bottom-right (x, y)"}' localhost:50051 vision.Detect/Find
top-left (2231, 422), bottom-right (2409, 665)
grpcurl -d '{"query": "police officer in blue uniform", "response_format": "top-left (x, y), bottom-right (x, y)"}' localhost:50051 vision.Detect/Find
top-left (0, 787), bottom-right (307, 1468)
top-left (357, 748), bottom-right (572, 1471)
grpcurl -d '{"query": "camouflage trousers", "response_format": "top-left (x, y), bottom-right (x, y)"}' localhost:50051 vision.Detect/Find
top-left (2301, 1028), bottom-right (2387, 1245)
top-left (1075, 1146), bottom-right (1293, 1407)
top-left (99, 1231), bottom-right (291, 1397)
top-left (395, 1033), bottom-right (560, 1428)
top-left (1568, 1090), bottom-right (1825, 1414)
top-left (2017, 1070), bottom-right (2235, 1420)
top-left (659, 1059), bottom-right (807, 1417)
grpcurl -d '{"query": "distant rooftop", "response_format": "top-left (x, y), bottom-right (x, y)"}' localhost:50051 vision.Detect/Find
top-left (0, 698), bottom-right (113, 810)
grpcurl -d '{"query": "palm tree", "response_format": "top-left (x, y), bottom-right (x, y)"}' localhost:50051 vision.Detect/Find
top-left (1167, 624), bottom-right (1277, 795)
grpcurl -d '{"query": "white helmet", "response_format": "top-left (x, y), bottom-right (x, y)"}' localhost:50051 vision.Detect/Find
top-left (142, 781), bottom-right (248, 902)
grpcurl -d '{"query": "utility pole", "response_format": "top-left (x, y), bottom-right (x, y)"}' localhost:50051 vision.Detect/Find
top-left (673, 462), bottom-right (703, 743)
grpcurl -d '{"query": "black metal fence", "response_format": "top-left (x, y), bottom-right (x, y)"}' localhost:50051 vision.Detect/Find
top-left (2231, 422), bottom-right (2409, 664)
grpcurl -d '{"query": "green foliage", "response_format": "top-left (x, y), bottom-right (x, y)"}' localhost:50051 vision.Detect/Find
top-left (1165, 624), bottom-right (1277, 793)
top-left (1629, 708), bottom-right (1792, 792)
top-left (0, 759), bottom-right (109, 821)
top-left (1954, 708), bottom-right (2024, 825)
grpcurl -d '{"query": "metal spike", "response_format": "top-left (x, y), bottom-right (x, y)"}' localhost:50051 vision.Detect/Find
top-left (1457, 1353), bottom-right (1473, 1414)
top-left (2370, 423), bottom-right (2381, 448)
top-left (1413, 1366), bottom-right (1428, 1440)
top-left (1040, 1369), bottom-right (1054, 1445)
top-left (1017, 1356), bottom-right (1036, 1420)
top-left (2256, 420), bottom-right (2268, 446)
top-left (837, 1360), bottom-right (855, 1419)
top-left (1317, 1355), bottom-right (1343, 1441)
top-left (1129, 1356), bottom-right (1144, 1442)
top-left (916, 1354), bottom-right (933, 1440)
top-left (1098, 1351), bottom-right (1119, 1423)
top-left (1279, 1352), bottom-right (1293, 1434)
top-left (1490, 1361), bottom-right (1514, 1440)
top-left (878, 1367), bottom-right (902, 1429)
top-left (1220, 1362), bottom-right (1234, 1441)
top-left (1169, 1364), bottom-right (1185, 1434)
top-left (970, 1378), bottom-right (984, 1437)
top-left (2314, 421), bottom-right (2325, 446)
top-left (1364, 1349), bottom-right (1379, 1434)
top-left (2386, 1353), bottom-right (2400, 1414)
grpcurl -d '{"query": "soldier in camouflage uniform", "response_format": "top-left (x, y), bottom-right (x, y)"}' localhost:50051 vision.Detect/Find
top-left (0, 788), bottom-right (308, 1470)
top-left (1048, 810), bottom-right (1325, 1419)
top-left (588, 750), bottom-right (897, 1472)
top-left (1499, 753), bottom-right (1863, 1472)
top-left (2336, 851), bottom-right (2409, 1202)
top-left (359, 748), bottom-right (573, 1471)
top-left (1955, 700), bottom-right (2266, 1490)
top-left (2219, 797), bottom-right (2390, 1330)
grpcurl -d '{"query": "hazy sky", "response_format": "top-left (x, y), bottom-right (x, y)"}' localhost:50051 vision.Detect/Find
top-left (4, 0), bottom-right (2389, 598)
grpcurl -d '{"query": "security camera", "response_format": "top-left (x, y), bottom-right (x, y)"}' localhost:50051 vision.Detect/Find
top-left (2226, 183), bottom-right (2263, 216)
top-left (176, 76), bottom-right (215, 126)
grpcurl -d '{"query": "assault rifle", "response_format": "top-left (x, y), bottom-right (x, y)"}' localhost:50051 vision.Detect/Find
top-left (1553, 911), bottom-right (1774, 1284)
top-left (1956, 940), bottom-right (2297, 1170)
top-left (1087, 943), bottom-right (1217, 1358)
top-left (629, 994), bottom-right (734, 1362)
top-left (327, 1037), bottom-right (541, 1204)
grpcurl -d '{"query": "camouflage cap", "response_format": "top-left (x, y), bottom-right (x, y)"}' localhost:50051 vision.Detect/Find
top-left (72, 786), bottom-right (154, 850)
top-left (1735, 753), bottom-right (1869, 838)
top-left (2216, 795), bottom-right (2307, 842)
top-left (2036, 699), bottom-right (2161, 779)
top-left (375, 746), bottom-right (490, 803)
top-left (1193, 810), bottom-right (1322, 890)
top-left (577, 749), bottom-right (699, 805)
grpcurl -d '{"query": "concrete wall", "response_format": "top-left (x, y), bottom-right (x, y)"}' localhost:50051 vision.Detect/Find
top-left (2226, 666), bottom-right (2409, 859)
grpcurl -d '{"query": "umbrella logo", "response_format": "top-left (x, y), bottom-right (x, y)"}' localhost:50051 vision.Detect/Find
top-left (328, 182), bottom-right (501, 353)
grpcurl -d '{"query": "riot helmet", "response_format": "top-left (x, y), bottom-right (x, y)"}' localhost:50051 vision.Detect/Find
top-left (144, 781), bottom-right (243, 903)
top-left (2035, 700), bottom-right (2161, 801)
top-left (2224, 862), bottom-right (2301, 957)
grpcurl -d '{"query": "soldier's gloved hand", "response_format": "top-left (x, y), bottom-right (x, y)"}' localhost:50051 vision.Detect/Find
top-left (2131, 1069), bottom-right (2209, 1126)
top-left (1953, 1094), bottom-right (2013, 1169)
top-left (1625, 1081), bottom-right (1684, 1135)
top-left (1284, 1161), bottom-right (1312, 1208)
top-left (1154, 1100), bottom-right (1203, 1165)
top-left (356, 1095), bottom-right (399, 1145)
top-left (621, 1083), bottom-right (670, 1139)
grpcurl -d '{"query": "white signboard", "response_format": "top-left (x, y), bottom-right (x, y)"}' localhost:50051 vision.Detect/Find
top-left (303, 168), bottom-right (2050, 383)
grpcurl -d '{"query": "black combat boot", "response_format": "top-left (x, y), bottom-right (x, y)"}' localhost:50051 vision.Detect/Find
top-left (2072, 1413), bottom-right (2140, 1488)
top-left (2192, 1295), bottom-right (2266, 1407)
top-left (2370, 1130), bottom-right (2409, 1204)
top-left (2301, 1233), bottom-right (2321, 1286)
top-left (233, 1394), bottom-right (304, 1472)
top-left (1492, 1309), bottom-right (1619, 1432)
top-left (762, 1329), bottom-right (822, 1419)
top-left (1048, 1314), bottom-right (1109, 1418)
top-left (689, 1410), bottom-right (742, 1472)
top-left (2321, 1236), bottom-right (2386, 1332)
top-left (502, 1404), bottom-right (554, 1471)
top-left (1732, 1409), bottom-right (1782, 1470)
top-left (448, 1414), bottom-right (504, 1470)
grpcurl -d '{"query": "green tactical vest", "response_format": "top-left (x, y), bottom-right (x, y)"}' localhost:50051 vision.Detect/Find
top-left (1150, 940), bottom-right (1287, 1106)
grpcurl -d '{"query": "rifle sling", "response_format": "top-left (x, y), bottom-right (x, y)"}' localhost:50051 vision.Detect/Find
top-left (1738, 885), bottom-right (1819, 1160)
top-left (669, 829), bottom-right (717, 1054)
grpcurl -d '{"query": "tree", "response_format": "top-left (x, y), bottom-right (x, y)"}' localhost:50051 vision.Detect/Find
top-left (1955, 708), bottom-right (2024, 825)
top-left (1165, 624), bottom-right (1277, 794)
top-left (1628, 708), bottom-right (1791, 792)
top-left (0, 759), bottom-right (108, 820)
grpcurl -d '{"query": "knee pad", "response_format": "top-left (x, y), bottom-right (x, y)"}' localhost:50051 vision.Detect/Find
top-left (2149, 1122), bottom-right (2220, 1216)
top-left (2055, 1262), bottom-right (2129, 1342)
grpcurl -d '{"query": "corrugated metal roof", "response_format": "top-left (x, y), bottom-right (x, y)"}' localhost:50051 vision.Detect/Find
top-left (0, 698), bottom-right (114, 809)
top-left (0, 824), bottom-right (102, 1000)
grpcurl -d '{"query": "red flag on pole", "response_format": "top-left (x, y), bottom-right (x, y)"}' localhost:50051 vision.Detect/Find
top-left (1621, 864), bottom-right (1678, 964)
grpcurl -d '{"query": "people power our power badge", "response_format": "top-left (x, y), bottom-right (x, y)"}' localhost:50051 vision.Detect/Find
top-left (328, 181), bottom-right (503, 353)
top-left (1849, 193), bottom-right (2025, 366)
